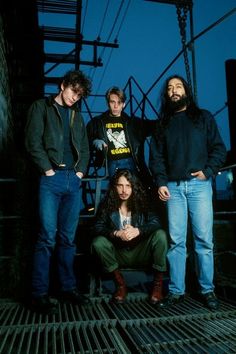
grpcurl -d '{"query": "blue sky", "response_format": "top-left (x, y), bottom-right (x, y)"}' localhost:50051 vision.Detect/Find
top-left (40, 1), bottom-right (235, 145)
top-left (39, 0), bottom-right (236, 192)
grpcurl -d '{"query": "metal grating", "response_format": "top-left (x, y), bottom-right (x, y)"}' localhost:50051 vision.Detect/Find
top-left (36, 0), bottom-right (78, 14)
top-left (0, 295), bottom-right (236, 353)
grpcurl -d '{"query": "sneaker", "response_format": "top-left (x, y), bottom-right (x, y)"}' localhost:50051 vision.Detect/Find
top-left (31, 295), bottom-right (58, 314)
top-left (61, 289), bottom-right (90, 305)
top-left (202, 292), bottom-right (219, 310)
top-left (159, 293), bottom-right (185, 309)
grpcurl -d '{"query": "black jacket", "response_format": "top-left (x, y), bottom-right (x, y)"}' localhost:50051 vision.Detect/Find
top-left (149, 109), bottom-right (227, 187)
top-left (93, 207), bottom-right (162, 249)
top-left (25, 96), bottom-right (89, 174)
top-left (87, 111), bottom-right (155, 186)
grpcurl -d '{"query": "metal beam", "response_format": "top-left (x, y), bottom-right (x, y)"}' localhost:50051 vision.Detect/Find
top-left (145, 0), bottom-right (193, 5)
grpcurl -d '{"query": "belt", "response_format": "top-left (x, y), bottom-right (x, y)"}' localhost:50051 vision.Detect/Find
top-left (53, 163), bottom-right (73, 170)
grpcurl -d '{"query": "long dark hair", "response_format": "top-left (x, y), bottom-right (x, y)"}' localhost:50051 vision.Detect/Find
top-left (159, 74), bottom-right (201, 131)
top-left (100, 169), bottom-right (148, 215)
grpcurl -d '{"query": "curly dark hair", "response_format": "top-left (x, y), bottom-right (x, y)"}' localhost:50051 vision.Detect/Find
top-left (60, 70), bottom-right (92, 98)
top-left (159, 74), bottom-right (201, 131)
top-left (100, 169), bottom-right (148, 215)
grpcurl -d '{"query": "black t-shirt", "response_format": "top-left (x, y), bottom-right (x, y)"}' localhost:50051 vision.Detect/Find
top-left (55, 102), bottom-right (76, 168)
top-left (105, 116), bottom-right (132, 161)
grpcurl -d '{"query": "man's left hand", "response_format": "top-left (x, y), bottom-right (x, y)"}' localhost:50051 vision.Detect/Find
top-left (122, 225), bottom-right (140, 241)
top-left (191, 171), bottom-right (206, 180)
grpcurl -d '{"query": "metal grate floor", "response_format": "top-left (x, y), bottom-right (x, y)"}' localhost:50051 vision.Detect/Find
top-left (0, 294), bottom-right (236, 354)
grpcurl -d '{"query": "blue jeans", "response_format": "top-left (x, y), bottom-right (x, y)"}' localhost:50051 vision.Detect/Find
top-left (166, 178), bottom-right (214, 295)
top-left (108, 158), bottom-right (136, 177)
top-left (32, 170), bottom-right (81, 298)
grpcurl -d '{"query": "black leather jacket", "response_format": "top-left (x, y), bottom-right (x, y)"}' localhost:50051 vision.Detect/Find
top-left (93, 208), bottom-right (162, 249)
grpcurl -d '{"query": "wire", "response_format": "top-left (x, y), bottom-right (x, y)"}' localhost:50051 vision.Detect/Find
top-left (99, 0), bottom-right (125, 60)
top-left (81, 0), bottom-right (88, 34)
top-left (97, 1), bottom-right (110, 39)
top-left (92, 0), bottom-right (131, 107)
top-left (90, 47), bottom-right (115, 109)
top-left (145, 7), bottom-right (236, 96)
top-left (87, 1), bottom-right (124, 85)
top-left (213, 104), bottom-right (228, 118)
top-left (115, 0), bottom-right (131, 39)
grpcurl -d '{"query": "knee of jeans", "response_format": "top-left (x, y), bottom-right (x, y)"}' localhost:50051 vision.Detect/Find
top-left (35, 238), bottom-right (55, 251)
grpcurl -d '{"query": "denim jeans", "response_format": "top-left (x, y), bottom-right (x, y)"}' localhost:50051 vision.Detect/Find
top-left (32, 170), bottom-right (81, 298)
top-left (166, 178), bottom-right (214, 295)
top-left (108, 158), bottom-right (136, 177)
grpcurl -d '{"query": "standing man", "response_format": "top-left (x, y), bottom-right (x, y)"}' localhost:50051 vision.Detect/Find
top-left (25, 70), bottom-right (92, 313)
top-left (149, 75), bottom-right (226, 310)
top-left (92, 169), bottom-right (168, 304)
top-left (86, 86), bottom-right (154, 187)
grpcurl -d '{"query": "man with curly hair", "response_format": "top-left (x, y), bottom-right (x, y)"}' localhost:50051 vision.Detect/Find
top-left (25, 70), bottom-right (92, 313)
top-left (92, 169), bottom-right (168, 304)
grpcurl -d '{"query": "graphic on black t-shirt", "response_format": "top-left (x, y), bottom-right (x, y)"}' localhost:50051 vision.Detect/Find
top-left (105, 119), bottom-right (131, 160)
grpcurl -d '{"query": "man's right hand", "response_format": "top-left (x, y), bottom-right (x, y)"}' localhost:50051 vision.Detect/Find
top-left (158, 186), bottom-right (170, 201)
top-left (93, 139), bottom-right (107, 151)
top-left (45, 169), bottom-right (55, 176)
top-left (115, 226), bottom-right (139, 241)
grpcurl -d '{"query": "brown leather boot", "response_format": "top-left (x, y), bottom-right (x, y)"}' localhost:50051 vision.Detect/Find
top-left (149, 271), bottom-right (163, 305)
top-left (112, 269), bottom-right (127, 304)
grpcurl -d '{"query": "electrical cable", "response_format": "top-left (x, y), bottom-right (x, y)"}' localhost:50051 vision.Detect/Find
top-left (92, 0), bottom-right (131, 107)
top-left (115, 0), bottom-right (131, 39)
top-left (81, 0), bottom-right (88, 33)
top-left (97, 1), bottom-right (110, 39)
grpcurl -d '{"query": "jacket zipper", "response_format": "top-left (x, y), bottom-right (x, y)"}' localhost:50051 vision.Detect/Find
top-left (70, 110), bottom-right (80, 169)
top-left (53, 103), bottom-right (65, 167)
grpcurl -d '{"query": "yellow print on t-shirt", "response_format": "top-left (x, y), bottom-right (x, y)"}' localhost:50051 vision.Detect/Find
top-left (111, 147), bottom-right (131, 155)
top-left (105, 122), bottom-right (123, 129)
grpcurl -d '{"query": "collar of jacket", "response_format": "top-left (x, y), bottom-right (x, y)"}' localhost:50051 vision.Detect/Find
top-left (46, 95), bottom-right (79, 111)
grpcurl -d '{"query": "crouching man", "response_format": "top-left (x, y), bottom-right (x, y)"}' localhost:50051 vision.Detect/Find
top-left (91, 169), bottom-right (168, 304)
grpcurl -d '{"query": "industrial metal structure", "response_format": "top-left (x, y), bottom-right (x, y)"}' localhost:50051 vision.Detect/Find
top-left (0, 0), bottom-right (235, 352)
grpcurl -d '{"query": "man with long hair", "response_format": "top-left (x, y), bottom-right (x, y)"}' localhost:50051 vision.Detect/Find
top-left (92, 169), bottom-right (168, 304)
top-left (25, 70), bottom-right (92, 313)
top-left (149, 75), bottom-right (226, 310)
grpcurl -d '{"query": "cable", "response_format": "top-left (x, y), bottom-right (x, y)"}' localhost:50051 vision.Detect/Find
top-left (81, 0), bottom-right (88, 34)
top-left (90, 47), bottom-right (115, 109)
top-left (115, 0), bottom-right (131, 39)
top-left (97, 1), bottom-right (110, 39)
top-left (92, 0), bottom-right (131, 107)
top-left (99, 0), bottom-right (125, 60)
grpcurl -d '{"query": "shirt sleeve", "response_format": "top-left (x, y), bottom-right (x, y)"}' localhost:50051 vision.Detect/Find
top-left (202, 110), bottom-right (227, 178)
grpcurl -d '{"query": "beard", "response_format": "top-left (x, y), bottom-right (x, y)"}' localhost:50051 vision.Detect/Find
top-left (167, 94), bottom-right (189, 112)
